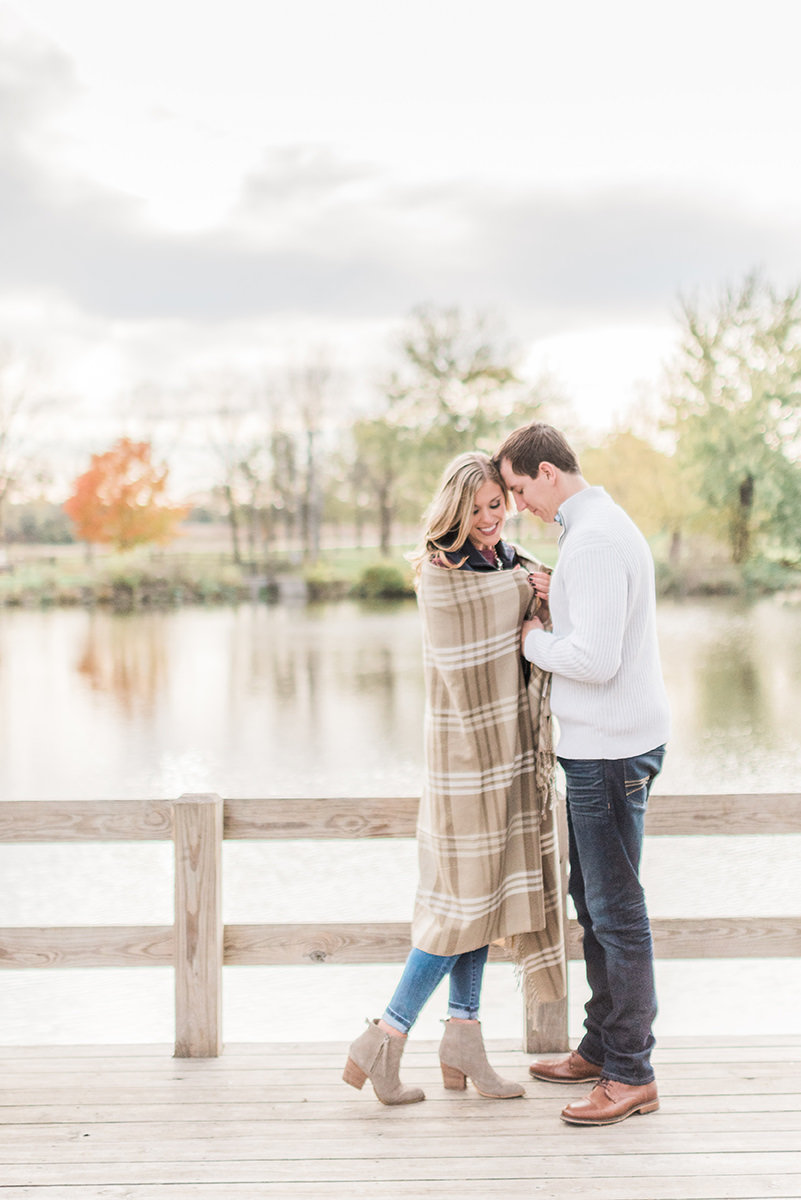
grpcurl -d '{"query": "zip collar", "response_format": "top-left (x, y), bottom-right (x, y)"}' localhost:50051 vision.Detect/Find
top-left (557, 486), bottom-right (608, 541)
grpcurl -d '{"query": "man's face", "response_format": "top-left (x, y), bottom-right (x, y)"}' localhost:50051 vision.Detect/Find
top-left (499, 459), bottom-right (561, 524)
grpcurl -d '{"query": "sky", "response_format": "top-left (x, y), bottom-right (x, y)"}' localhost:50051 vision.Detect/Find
top-left (3, 0), bottom-right (801, 487)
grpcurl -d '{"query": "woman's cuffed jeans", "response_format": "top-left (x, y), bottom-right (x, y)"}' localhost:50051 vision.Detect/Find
top-left (382, 945), bottom-right (489, 1034)
top-left (559, 746), bottom-right (665, 1086)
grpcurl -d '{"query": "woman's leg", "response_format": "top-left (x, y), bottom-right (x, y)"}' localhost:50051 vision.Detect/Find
top-left (437, 946), bottom-right (524, 1098)
top-left (381, 947), bottom-right (459, 1034)
top-left (446, 946), bottom-right (489, 1020)
top-left (343, 947), bottom-right (457, 1104)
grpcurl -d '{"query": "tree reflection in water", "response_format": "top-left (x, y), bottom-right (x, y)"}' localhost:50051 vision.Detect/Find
top-left (76, 612), bottom-right (169, 719)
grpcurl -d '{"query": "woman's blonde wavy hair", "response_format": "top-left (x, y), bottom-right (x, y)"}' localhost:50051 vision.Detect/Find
top-left (407, 451), bottom-right (511, 576)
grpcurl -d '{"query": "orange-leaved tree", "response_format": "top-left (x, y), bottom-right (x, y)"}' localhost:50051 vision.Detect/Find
top-left (64, 438), bottom-right (189, 551)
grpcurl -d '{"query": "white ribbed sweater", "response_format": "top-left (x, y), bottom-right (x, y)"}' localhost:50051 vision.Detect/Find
top-left (523, 486), bottom-right (671, 760)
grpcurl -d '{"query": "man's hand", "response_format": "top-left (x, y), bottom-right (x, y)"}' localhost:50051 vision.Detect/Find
top-left (521, 615), bottom-right (544, 655)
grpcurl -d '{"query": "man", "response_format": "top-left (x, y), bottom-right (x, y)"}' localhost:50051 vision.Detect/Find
top-left (495, 421), bottom-right (670, 1126)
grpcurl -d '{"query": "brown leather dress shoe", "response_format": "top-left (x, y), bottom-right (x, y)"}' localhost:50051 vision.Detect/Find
top-left (528, 1050), bottom-right (603, 1083)
top-left (560, 1077), bottom-right (659, 1125)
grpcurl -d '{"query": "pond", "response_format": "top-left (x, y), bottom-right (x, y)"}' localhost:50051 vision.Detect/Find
top-left (0, 596), bottom-right (799, 1044)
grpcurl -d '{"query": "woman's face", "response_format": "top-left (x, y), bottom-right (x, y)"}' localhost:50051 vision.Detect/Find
top-left (468, 480), bottom-right (507, 550)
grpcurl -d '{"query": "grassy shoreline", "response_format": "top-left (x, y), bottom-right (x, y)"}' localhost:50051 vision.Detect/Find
top-left (0, 539), bottom-right (799, 609)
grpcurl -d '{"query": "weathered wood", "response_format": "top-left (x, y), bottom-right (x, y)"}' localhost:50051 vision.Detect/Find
top-left (173, 794), bottom-right (223, 1058)
top-left (4, 1129), bottom-right (801, 1162)
top-left (0, 925), bottom-right (174, 967)
top-left (1, 1151), bottom-right (800, 1185)
top-left (0, 913), bottom-right (795, 978)
top-left (222, 793), bottom-right (801, 839)
top-left (646, 792), bottom-right (801, 835)
top-left (223, 922), bottom-right (529, 965)
top-left (224, 796), bottom-right (419, 839)
top-left (566, 916), bottom-right (801, 960)
top-left (524, 996), bottom-right (570, 1055)
top-left (4, 1181), bottom-right (801, 1199)
top-left (224, 921), bottom-right (413, 964)
top-left (0, 792), bottom-right (798, 844)
top-left (223, 915), bottom-right (801, 965)
top-left (0, 799), bottom-right (174, 842)
top-left (0, 790), bottom-right (798, 1064)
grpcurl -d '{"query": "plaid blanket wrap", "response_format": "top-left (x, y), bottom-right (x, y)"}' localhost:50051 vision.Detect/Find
top-left (412, 555), bottom-right (566, 1006)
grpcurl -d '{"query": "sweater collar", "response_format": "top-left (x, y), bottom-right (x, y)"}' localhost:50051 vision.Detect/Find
top-left (557, 486), bottom-right (608, 539)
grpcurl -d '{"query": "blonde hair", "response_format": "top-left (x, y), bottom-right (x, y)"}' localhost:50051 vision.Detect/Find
top-left (408, 452), bottom-right (510, 575)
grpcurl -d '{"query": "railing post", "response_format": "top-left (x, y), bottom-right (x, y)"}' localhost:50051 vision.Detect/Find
top-left (524, 794), bottom-right (570, 1053)
top-left (173, 793), bottom-right (224, 1057)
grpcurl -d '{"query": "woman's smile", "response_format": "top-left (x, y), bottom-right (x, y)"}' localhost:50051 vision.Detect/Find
top-left (468, 480), bottom-right (507, 550)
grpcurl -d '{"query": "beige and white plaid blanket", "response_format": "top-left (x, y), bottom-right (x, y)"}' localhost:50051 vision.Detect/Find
top-left (412, 553), bottom-right (566, 1006)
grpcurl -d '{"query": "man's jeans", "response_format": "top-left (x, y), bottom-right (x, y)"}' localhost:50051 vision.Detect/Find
top-left (559, 746), bottom-right (665, 1086)
top-left (383, 946), bottom-right (489, 1034)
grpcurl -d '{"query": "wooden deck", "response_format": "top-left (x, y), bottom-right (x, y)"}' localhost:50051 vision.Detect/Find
top-left (1, 1037), bottom-right (799, 1199)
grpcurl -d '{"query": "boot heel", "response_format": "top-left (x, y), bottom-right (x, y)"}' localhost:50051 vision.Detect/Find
top-left (441, 1061), bottom-right (467, 1090)
top-left (343, 1057), bottom-right (368, 1090)
top-left (639, 1099), bottom-right (660, 1115)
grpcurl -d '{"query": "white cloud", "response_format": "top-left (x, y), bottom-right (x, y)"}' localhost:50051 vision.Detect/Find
top-left (3, 0), bottom-right (801, 438)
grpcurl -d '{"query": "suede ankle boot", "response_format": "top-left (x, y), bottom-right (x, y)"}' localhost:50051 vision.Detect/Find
top-left (343, 1019), bottom-right (425, 1105)
top-left (438, 1019), bottom-right (525, 1098)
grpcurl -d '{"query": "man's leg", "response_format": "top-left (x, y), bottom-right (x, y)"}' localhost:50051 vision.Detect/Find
top-left (560, 747), bottom-right (664, 1086)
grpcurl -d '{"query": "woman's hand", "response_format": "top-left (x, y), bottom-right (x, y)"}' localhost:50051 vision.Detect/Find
top-left (527, 570), bottom-right (551, 625)
top-left (527, 570), bottom-right (550, 601)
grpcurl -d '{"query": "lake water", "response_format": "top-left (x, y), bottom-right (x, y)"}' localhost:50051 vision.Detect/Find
top-left (1, 596), bottom-right (799, 1045)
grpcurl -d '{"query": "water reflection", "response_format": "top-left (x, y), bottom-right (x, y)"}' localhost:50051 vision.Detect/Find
top-left (1, 596), bottom-right (801, 799)
top-left (657, 596), bottom-right (801, 793)
top-left (76, 612), bottom-right (169, 719)
top-left (0, 596), bottom-right (799, 1044)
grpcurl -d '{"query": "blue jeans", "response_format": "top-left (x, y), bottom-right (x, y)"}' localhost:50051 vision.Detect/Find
top-left (382, 946), bottom-right (489, 1034)
top-left (559, 746), bottom-right (665, 1086)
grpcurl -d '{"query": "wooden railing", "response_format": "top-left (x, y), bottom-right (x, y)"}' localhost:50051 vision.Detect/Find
top-left (1, 793), bottom-right (799, 1057)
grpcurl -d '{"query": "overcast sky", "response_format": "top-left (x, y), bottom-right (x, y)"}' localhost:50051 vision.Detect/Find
top-left (3, 0), bottom-right (801, 447)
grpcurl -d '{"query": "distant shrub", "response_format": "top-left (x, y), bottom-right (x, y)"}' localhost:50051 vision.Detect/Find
top-left (6, 502), bottom-right (75, 544)
top-left (741, 556), bottom-right (801, 593)
top-left (352, 563), bottom-right (415, 600)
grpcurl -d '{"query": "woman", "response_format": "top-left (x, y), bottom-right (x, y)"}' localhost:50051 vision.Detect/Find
top-left (343, 452), bottom-right (566, 1105)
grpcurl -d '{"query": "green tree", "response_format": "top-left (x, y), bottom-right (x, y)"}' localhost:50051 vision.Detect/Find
top-left (396, 305), bottom-right (542, 481)
top-left (667, 275), bottom-right (801, 564)
top-left (355, 306), bottom-right (549, 552)
top-left (581, 430), bottom-right (687, 563)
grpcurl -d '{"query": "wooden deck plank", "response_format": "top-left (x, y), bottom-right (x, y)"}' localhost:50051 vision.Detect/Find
top-left (3, 1111), bottom-right (801, 1137)
top-left (0, 1034), bottom-right (797, 1057)
top-left (6, 1043), bottom-right (801, 1066)
top-left (0, 1060), bottom-right (798, 1087)
top-left (4, 1185), bottom-right (801, 1200)
top-left (3, 1131), bottom-right (801, 1162)
top-left (3, 1153), bottom-right (801, 1184)
top-left (0, 1040), bottom-right (797, 1198)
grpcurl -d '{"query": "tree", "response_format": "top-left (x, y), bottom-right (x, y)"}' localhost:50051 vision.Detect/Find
top-left (350, 402), bottom-right (413, 556)
top-left (580, 430), bottom-right (688, 564)
top-left (64, 438), bottom-right (189, 551)
top-left (0, 347), bottom-right (50, 543)
top-left (287, 352), bottom-right (331, 563)
top-left (356, 306), bottom-right (550, 552)
top-left (395, 305), bottom-right (543, 479)
top-left (667, 274), bottom-right (801, 564)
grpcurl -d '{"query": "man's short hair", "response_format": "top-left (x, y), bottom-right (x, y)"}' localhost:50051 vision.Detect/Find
top-left (494, 422), bottom-right (581, 478)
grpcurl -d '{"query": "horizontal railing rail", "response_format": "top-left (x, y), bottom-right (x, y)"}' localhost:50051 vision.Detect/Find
top-left (1, 793), bottom-right (799, 1057)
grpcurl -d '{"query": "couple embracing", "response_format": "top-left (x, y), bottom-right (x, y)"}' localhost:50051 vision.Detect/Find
top-left (343, 421), bottom-right (671, 1127)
